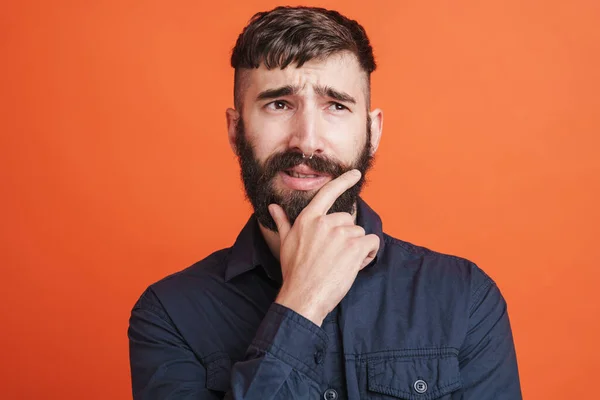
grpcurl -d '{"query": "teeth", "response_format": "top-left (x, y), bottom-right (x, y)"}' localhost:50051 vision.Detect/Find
top-left (289, 171), bottom-right (318, 178)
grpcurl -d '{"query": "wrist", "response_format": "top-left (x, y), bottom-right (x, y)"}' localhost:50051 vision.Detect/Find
top-left (275, 291), bottom-right (325, 326)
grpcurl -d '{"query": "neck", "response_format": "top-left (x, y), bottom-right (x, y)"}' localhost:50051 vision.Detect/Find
top-left (258, 203), bottom-right (358, 262)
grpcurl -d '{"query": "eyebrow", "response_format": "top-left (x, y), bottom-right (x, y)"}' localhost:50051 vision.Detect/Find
top-left (315, 85), bottom-right (357, 104)
top-left (256, 84), bottom-right (357, 105)
top-left (256, 85), bottom-right (296, 101)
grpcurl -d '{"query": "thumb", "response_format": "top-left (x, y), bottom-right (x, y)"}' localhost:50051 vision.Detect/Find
top-left (268, 204), bottom-right (291, 239)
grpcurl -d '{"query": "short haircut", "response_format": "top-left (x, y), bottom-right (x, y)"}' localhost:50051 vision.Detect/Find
top-left (230, 6), bottom-right (377, 110)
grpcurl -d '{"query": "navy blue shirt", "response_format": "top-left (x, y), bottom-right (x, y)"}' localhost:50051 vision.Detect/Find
top-left (128, 198), bottom-right (521, 399)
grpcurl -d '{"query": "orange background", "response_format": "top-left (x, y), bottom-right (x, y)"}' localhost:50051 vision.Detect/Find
top-left (1, 0), bottom-right (599, 398)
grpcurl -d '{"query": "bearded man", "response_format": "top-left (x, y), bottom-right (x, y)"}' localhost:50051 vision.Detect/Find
top-left (128, 6), bottom-right (522, 399)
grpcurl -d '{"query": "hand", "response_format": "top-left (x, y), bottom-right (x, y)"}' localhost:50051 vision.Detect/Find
top-left (269, 169), bottom-right (380, 326)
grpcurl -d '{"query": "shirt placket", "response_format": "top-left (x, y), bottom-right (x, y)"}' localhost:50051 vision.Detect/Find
top-left (320, 308), bottom-right (347, 400)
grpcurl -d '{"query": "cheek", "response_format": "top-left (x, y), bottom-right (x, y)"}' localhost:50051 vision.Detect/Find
top-left (325, 121), bottom-right (366, 163)
top-left (245, 119), bottom-right (291, 160)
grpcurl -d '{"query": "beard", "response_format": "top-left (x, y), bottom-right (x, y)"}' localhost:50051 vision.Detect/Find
top-left (234, 117), bottom-right (374, 232)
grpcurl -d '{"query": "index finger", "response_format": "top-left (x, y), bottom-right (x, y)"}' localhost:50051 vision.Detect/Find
top-left (303, 169), bottom-right (362, 216)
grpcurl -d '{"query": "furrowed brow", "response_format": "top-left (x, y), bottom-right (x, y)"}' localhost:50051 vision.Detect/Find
top-left (256, 85), bottom-right (298, 101)
top-left (315, 85), bottom-right (356, 104)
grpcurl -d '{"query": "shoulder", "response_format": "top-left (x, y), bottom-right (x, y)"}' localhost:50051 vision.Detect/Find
top-left (381, 232), bottom-right (495, 297)
top-left (131, 247), bottom-right (231, 313)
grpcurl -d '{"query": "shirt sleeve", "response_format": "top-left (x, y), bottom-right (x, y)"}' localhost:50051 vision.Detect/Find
top-left (457, 268), bottom-right (523, 399)
top-left (128, 288), bottom-right (327, 399)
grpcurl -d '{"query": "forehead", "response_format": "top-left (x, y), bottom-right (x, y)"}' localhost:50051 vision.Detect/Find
top-left (243, 51), bottom-right (368, 104)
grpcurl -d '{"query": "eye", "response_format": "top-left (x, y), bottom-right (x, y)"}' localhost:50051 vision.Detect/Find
top-left (328, 102), bottom-right (349, 112)
top-left (266, 100), bottom-right (290, 111)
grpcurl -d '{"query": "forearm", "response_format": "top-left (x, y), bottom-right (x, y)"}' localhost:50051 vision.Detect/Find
top-left (129, 290), bottom-right (327, 399)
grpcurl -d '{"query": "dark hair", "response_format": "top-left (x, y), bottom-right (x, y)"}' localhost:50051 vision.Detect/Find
top-left (230, 6), bottom-right (376, 110)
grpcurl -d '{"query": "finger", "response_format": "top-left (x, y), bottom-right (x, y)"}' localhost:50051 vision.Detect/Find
top-left (268, 204), bottom-right (291, 239)
top-left (360, 256), bottom-right (375, 270)
top-left (357, 234), bottom-right (380, 269)
top-left (321, 212), bottom-right (356, 227)
top-left (333, 225), bottom-right (366, 239)
top-left (303, 169), bottom-right (362, 216)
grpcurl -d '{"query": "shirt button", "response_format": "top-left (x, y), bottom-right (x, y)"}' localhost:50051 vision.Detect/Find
top-left (414, 379), bottom-right (428, 394)
top-left (314, 350), bottom-right (324, 365)
top-left (323, 388), bottom-right (338, 400)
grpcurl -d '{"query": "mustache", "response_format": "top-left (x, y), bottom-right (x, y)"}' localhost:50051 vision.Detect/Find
top-left (260, 151), bottom-right (347, 181)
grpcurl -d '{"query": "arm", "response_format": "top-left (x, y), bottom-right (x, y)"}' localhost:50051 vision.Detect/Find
top-left (128, 171), bottom-right (373, 399)
top-left (457, 272), bottom-right (522, 399)
top-left (128, 288), bottom-right (326, 399)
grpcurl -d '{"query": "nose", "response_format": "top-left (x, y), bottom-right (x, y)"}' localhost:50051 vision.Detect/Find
top-left (287, 105), bottom-right (324, 157)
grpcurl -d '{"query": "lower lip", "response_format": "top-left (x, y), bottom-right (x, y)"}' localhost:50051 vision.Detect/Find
top-left (279, 171), bottom-right (331, 191)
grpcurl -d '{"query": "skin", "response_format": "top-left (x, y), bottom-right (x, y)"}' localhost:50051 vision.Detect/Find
top-left (225, 51), bottom-right (384, 326)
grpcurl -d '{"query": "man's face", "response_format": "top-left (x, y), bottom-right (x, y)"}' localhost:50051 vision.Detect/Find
top-left (228, 51), bottom-right (382, 232)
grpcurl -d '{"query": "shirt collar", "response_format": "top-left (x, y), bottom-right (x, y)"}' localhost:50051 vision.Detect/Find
top-left (224, 196), bottom-right (386, 283)
top-left (224, 213), bottom-right (281, 283)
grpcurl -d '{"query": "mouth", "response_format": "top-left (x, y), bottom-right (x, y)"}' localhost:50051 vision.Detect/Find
top-left (278, 165), bottom-right (331, 191)
top-left (283, 170), bottom-right (321, 178)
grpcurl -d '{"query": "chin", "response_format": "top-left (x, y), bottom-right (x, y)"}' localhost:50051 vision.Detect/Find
top-left (273, 186), bottom-right (317, 202)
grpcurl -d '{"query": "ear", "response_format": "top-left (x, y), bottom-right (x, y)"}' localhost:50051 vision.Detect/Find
top-left (368, 108), bottom-right (383, 155)
top-left (225, 108), bottom-right (240, 155)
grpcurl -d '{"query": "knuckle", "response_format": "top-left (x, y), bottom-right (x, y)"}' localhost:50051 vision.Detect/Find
top-left (345, 236), bottom-right (358, 248)
top-left (370, 234), bottom-right (381, 247)
top-left (333, 225), bottom-right (347, 237)
top-left (316, 215), bottom-right (330, 228)
top-left (341, 212), bottom-right (354, 224)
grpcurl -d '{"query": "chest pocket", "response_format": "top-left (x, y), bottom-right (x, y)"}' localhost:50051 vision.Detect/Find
top-left (205, 353), bottom-right (232, 393)
top-left (366, 350), bottom-right (461, 399)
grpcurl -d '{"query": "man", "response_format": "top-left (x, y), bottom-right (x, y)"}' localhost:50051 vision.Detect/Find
top-left (128, 6), bottom-right (522, 399)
